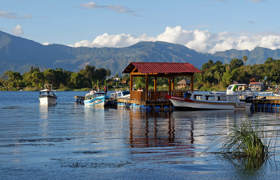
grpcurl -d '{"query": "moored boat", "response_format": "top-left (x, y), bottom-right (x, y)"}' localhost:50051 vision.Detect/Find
top-left (39, 89), bottom-right (57, 105)
top-left (167, 91), bottom-right (246, 110)
top-left (110, 90), bottom-right (130, 99)
top-left (84, 90), bottom-right (109, 107)
top-left (226, 84), bottom-right (280, 101)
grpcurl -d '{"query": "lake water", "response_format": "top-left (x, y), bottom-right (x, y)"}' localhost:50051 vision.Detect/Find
top-left (1, 91), bottom-right (280, 180)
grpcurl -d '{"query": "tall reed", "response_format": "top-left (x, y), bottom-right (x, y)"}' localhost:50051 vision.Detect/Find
top-left (222, 121), bottom-right (269, 159)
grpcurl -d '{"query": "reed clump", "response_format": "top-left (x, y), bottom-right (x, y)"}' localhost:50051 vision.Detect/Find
top-left (222, 121), bottom-right (269, 160)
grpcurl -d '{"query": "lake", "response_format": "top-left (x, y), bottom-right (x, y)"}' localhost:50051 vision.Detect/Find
top-left (1, 91), bottom-right (280, 180)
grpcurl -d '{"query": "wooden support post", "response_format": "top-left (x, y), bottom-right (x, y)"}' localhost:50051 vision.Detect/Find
top-left (145, 75), bottom-right (149, 101)
top-left (168, 77), bottom-right (171, 95)
top-left (171, 77), bottom-right (175, 92)
top-left (191, 74), bottom-right (194, 92)
top-left (154, 76), bottom-right (157, 92)
top-left (130, 74), bottom-right (133, 92)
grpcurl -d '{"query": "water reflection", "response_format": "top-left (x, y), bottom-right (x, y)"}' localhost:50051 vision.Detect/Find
top-left (39, 105), bottom-right (49, 119)
top-left (129, 111), bottom-right (176, 148)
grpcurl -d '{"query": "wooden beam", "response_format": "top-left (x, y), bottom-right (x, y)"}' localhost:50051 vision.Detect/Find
top-left (171, 77), bottom-right (175, 92)
top-left (154, 76), bottom-right (157, 92)
top-left (131, 72), bottom-right (159, 76)
top-left (191, 74), bottom-right (194, 92)
top-left (130, 74), bottom-right (133, 92)
top-left (145, 75), bottom-right (149, 101)
top-left (168, 77), bottom-right (171, 95)
top-left (131, 67), bottom-right (137, 72)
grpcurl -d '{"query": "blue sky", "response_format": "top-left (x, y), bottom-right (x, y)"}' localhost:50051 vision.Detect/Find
top-left (1, 0), bottom-right (280, 53)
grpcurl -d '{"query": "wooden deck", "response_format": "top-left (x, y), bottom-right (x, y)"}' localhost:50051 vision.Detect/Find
top-left (116, 90), bottom-right (185, 111)
top-left (252, 96), bottom-right (280, 112)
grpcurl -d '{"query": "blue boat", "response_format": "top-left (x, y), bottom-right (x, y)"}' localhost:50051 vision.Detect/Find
top-left (84, 91), bottom-right (109, 107)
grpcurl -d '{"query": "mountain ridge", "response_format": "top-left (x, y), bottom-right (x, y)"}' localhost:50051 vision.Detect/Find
top-left (1, 30), bottom-right (280, 75)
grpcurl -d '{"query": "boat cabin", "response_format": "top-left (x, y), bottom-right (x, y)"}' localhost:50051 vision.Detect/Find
top-left (39, 89), bottom-right (56, 97)
top-left (85, 92), bottom-right (106, 100)
top-left (226, 84), bottom-right (249, 95)
top-left (190, 91), bottom-right (239, 102)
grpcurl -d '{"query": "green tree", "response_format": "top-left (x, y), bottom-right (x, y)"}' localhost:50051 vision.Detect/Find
top-left (229, 58), bottom-right (244, 71)
top-left (242, 56), bottom-right (248, 65)
top-left (4, 71), bottom-right (23, 89)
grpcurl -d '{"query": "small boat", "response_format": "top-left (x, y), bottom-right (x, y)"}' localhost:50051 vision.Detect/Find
top-left (110, 90), bottom-right (130, 99)
top-left (84, 90), bottom-right (109, 107)
top-left (226, 84), bottom-right (280, 101)
top-left (167, 91), bottom-right (246, 110)
top-left (39, 89), bottom-right (57, 105)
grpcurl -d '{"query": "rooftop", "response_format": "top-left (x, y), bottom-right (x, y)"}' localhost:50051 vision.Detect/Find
top-left (123, 62), bottom-right (201, 74)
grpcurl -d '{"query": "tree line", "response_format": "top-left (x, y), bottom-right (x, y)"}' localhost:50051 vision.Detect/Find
top-left (195, 57), bottom-right (280, 90)
top-left (1, 57), bottom-right (280, 91)
top-left (0, 65), bottom-right (111, 91)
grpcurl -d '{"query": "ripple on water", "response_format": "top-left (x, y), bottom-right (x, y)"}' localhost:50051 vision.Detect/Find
top-left (51, 158), bottom-right (131, 168)
top-left (17, 137), bottom-right (72, 143)
top-left (1, 106), bottom-right (21, 110)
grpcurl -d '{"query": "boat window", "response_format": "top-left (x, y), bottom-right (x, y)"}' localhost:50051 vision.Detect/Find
top-left (207, 96), bottom-right (215, 101)
top-left (122, 91), bottom-right (130, 96)
top-left (227, 85), bottom-right (233, 90)
top-left (194, 95), bottom-right (203, 100)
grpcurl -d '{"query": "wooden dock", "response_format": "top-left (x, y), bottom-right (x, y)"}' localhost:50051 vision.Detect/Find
top-left (117, 97), bottom-right (172, 111)
top-left (251, 96), bottom-right (280, 112)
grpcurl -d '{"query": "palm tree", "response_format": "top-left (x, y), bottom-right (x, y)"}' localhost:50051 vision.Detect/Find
top-left (242, 56), bottom-right (248, 65)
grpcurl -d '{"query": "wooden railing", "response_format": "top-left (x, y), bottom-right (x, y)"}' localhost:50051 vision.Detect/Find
top-left (131, 90), bottom-right (185, 102)
top-left (131, 91), bottom-right (145, 102)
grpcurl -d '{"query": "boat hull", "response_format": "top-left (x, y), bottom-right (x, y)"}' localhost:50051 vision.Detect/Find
top-left (169, 97), bottom-right (235, 110)
top-left (39, 96), bottom-right (57, 105)
top-left (84, 96), bottom-right (107, 107)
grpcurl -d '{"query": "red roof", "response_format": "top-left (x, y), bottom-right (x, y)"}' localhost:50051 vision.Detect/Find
top-left (123, 62), bottom-right (201, 74)
top-left (249, 82), bottom-right (263, 85)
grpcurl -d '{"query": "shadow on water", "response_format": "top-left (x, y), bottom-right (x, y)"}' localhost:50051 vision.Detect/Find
top-left (1, 106), bottom-right (21, 109)
top-left (128, 110), bottom-right (196, 149)
top-left (127, 109), bottom-right (278, 175)
top-left (127, 110), bottom-right (240, 163)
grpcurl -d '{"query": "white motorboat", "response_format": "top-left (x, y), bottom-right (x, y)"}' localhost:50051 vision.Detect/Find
top-left (39, 89), bottom-right (57, 105)
top-left (84, 90), bottom-right (109, 107)
top-left (226, 84), bottom-right (280, 101)
top-left (168, 91), bottom-right (246, 110)
top-left (110, 90), bottom-right (130, 99)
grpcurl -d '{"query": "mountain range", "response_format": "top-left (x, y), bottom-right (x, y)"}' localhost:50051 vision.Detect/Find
top-left (1, 30), bottom-right (280, 75)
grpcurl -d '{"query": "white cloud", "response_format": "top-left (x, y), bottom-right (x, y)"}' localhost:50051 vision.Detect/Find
top-left (0, 10), bottom-right (17, 19)
top-left (42, 42), bottom-right (50, 46)
top-left (12, 25), bottom-right (23, 36)
top-left (81, 2), bottom-right (136, 16)
top-left (81, 2), bottom-right (97, 8)
top-left (0, 10), bottom-right (31, 19)
top-left (73, 33), bottom-right (153, 48)
top-left (81, 2), bottom-right (136, 15)
top-left (72, 26), bottom-right (280, 53)
top-left (250, 0), bottom-right (265, 2)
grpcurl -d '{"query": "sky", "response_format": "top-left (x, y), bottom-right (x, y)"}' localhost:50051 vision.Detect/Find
top-left (1, 0), bottom-right (280, 53)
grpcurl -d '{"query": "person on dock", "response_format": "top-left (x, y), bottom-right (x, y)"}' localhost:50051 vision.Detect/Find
top-left (104, 86), bottom-right (107, 94)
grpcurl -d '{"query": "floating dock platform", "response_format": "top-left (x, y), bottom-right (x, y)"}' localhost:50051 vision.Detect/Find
top-left (251, 96), bottom-right (280, 112)
top-left (117, 98), bottom-right (173, 112)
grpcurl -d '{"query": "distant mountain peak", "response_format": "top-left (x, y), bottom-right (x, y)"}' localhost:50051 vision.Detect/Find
top-left (1, 30), bottom-right (280, 75)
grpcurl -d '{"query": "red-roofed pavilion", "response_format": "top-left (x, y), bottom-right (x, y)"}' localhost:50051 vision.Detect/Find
top-left (122, 62), bottom-right (200, 104)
